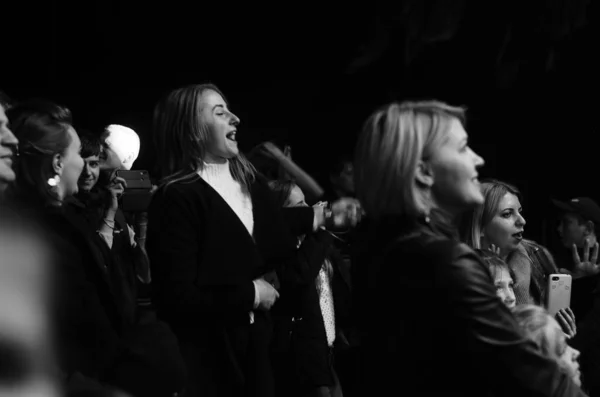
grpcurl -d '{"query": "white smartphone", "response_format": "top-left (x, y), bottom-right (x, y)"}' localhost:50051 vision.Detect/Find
top-left (546, 274), bottom-right (572, 317)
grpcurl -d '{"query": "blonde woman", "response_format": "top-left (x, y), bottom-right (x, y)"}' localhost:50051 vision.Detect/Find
top-left (353, 101), bottom-right (585, 396)
top-left (514, 305), bottom-right (582, 387)
top-left (147, 83), bottom-right (360, 397)
top-left (460, 180), bottom-right (577, 337)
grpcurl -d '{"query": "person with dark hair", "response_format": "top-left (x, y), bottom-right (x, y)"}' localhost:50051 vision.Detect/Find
top-left (147, 83), bottom-right (361, 397)
top-left (5, 99), bottom-right (184, 397)
top-left (76, 130), bottom-right (103, 192)
top-left (0, 93), bottom-right (18, 194)
top-left (268, 180), bottom-right (352, 397)
top-left (353, 100), bottom-right (585, 396)
top-left (324, 156), bottom-right (354, 203)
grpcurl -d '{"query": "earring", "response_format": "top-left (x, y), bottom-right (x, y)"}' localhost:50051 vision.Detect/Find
top-left (47, 174), bottom-right (61, 187)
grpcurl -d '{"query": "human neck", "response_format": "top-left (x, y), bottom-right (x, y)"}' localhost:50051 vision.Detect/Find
top-left (204, 153), bottom-right (228, 165)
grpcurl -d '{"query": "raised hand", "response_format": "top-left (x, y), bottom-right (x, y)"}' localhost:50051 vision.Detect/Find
top-left (489, 244), bottom-right (501, 256)
top-left (570, 239), bottom-right (600, 279)
top-left (108, 176), bottom-right (127, 211)
top-left (556, 307), bottom-right (577, 339)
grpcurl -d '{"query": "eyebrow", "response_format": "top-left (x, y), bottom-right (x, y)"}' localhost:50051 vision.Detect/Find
top-left (212, 104), bottom-right (225, 111)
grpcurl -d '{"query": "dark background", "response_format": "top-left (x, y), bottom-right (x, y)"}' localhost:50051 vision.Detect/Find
top-left (2, 0), bottom-right (599, 253)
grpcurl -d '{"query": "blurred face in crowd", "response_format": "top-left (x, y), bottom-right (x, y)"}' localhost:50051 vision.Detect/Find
top-left (546, 317), bottom-right (581, 386)
top-left (0, 104), bottom-right (18, 189)
top-left (481, 193), bottom-right (526, 256)
top-left (428, 118), bottom-right (485, 214)
top-left (100, 138), bottom-right (124, 172)
top-left (557, 212), bottom-right (592, 249)
top-left (491, 266), bottom-right (516, 309)
top-left (200, 89), bottom-right (240, 162)
top-left (55, 127), bottom-right (84, 200)
top-left (331, 161), bottom-right (355, 196)
top-left (78, 154), bottom-right (101, 192)
top-left (0, 221), bottom-right (59, 397)
top-left (287, 185), bottom-right (308, 208)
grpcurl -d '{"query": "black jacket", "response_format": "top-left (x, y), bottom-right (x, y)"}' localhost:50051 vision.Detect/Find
top-left (355, 217), bottom-right (586, 397)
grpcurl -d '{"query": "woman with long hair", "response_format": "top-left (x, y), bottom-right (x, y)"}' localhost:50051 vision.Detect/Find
top-left (147, 83), bottom-right (360, 397)
top-left (6, 100), bottom-right (183, 397)
top-left (460, 180), bottom-right (559, 306)
top-left (353, 100), bottom-right (585, 396)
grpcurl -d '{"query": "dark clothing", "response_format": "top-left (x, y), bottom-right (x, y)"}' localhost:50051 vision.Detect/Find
top-left (354, 216), bottom-right (586, 397)
top-left (147, 176), bottom-right (314, 397)
top-left (572, 278), bottom-right (600, 396)
top-left (8, 197), bottom-right (186, 397)
top-left (272, 230), bottom-right (352, 396)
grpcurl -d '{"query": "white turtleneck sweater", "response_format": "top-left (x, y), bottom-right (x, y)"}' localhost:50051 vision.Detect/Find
top-left (198, 161), bottom-right (254, 237)
top-left (198, 161), bottom-right (261, 322)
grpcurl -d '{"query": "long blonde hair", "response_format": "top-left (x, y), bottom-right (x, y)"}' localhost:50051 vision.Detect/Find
top-left (460, 179), bottom-right (521, 249)
top-left (354, 100), bottom-right (466, 221)
top-left (153, 83), bottom-right (255, 190)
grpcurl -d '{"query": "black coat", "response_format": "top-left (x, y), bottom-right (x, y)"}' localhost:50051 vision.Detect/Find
top-left (354, 217), bottom-right (586, 397)
top-left (147, 176), bottom-right (314, 397)
top-left (276, 230), bottom-right (352, 393)
top-left (7, 199), bottom-right (186, 397)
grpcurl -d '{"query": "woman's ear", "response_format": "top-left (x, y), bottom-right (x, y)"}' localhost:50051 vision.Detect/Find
top-left (52, 153), bottom-right (63, 176)
top-left (415, 160), bottom-right (434, 188)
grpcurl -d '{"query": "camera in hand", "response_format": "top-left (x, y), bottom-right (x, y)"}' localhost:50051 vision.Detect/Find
top-left (115, 169), bottom-right (153, 212)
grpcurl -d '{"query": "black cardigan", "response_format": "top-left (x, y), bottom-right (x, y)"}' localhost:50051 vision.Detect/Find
top-left (147, 176), bottom-right (314, 397)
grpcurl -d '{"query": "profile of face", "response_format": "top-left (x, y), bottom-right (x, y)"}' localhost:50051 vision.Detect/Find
top-left (546, 318), bottom-right (581, 386)
top-left (0, 105), bottom-right (18, 186)
top-left (426, 118), bottom-right (485, 213)
top-left (100, 143), bottom-right (124, 172)
top-left (492, 266), bottom-right (516, 309)
top-left (481, 193), bottom-right (525, 255)
top-left (53, 127), bottom-right (84, 200)
top-left (331, 161), bottom-right (355, 196)
top-left (286, 185), bottom-right (308, 208)
top-left (200, 89), bottom-right (240, 162)
top-left (557, 213), bottom-right (590, 248)
top-left (0, 223), bottom-right (59, 397)
top-left (78, 155), bottom-right (100, 193)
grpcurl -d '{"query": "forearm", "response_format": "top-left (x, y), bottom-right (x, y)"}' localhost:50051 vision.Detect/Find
top-left (276, 157), bottom-right (325, 201)
top-left (97, 209), bottom-right (117, 248)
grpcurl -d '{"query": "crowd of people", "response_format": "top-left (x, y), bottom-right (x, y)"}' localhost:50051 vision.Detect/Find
top-left (1, 85), bottom-right (599, 397)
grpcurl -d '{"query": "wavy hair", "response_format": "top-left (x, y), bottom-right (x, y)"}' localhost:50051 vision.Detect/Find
top-left (153, 83), bottom-right (255, 190)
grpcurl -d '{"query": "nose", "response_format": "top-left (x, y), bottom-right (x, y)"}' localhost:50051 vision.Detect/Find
top-left (516, 212), bottom-right (526, 227)
top-left (230, 111), bottom-right (240, 126)
top-left (505, 287), bottom-right (516, 306)
top-left (0, 126), bottom-right (18, 147)
top-left (573, 348), bottom-right (581, 361)
top-left (472, 149), bottom-right (485, 168)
